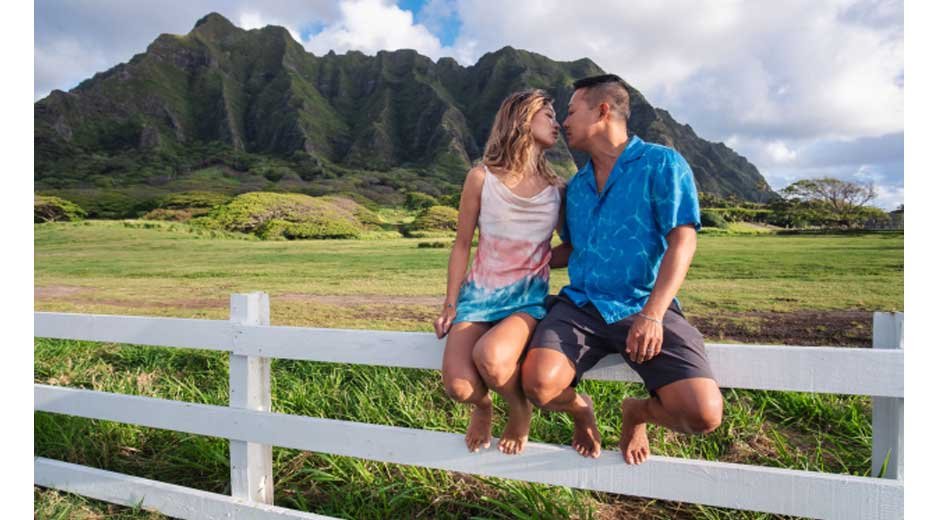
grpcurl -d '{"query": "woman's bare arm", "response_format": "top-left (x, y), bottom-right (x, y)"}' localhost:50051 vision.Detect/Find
top-left (434, 166), bottom-right (485, 337)
top-left (549, 184), bottom-right (572, 268)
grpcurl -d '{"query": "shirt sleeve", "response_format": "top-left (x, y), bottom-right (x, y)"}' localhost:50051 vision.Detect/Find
top-left (652, 150), bottom-right (701, 236)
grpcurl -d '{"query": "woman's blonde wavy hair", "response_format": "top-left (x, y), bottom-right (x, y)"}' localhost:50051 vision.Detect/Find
top-left (481, 89), bottom-right (564, 187)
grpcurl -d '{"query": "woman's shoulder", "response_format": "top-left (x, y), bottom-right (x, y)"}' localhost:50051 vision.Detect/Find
top-left (464, 164), bottom-right (487, 185)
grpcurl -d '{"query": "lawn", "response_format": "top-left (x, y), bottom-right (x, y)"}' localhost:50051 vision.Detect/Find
top-left (34, 221), bottom-right (903, 519)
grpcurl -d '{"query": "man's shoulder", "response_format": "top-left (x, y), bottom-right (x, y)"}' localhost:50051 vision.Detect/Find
top-left (638, 141), bottom-right (685, 164)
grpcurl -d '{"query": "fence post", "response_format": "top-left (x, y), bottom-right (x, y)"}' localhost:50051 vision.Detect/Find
top-left (872, 311), bottom-right (903, 480)
top-left (229, 292), bottom-right (274, 503)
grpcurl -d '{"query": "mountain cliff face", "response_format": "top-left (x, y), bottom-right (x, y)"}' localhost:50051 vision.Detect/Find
top-left (35, 12), bottom-right (776, 203)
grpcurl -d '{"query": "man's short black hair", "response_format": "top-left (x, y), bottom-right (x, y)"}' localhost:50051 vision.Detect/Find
top-left (572, 74), bottom-right (631, 123)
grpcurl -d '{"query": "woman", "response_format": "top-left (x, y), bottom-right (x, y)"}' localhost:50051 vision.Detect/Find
top-left (434, 89), bottom-right (565, 455)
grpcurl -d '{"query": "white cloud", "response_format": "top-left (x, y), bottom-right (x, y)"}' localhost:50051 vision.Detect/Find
top-left (303, 0), bottom-right (452, 59)
top-left (34, 0), bottom-right (339, 101)
top-left (765, 141), bottom-right (798, 164)
top-left (237, 11), bottom-right (303, 43)
top-left (34, 38), bottom-right (111, 100)
top-left (450, 0), bottom-right (902, 143)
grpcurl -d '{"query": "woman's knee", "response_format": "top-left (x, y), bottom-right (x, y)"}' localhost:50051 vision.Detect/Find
top-left (442, 374), bottom-right (482, 403)
top-left (472, 340), bottom-right (515, 387)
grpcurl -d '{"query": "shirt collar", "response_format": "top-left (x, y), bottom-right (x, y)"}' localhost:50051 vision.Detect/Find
top-left (579, 134), bottom-right (647, 196)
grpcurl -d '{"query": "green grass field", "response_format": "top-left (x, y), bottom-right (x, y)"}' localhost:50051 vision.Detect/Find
top-left (34, 221), bottom-right (903, 519)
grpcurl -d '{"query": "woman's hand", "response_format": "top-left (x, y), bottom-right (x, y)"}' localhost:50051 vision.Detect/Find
top-left (434, 304), bottom-right (457, 338)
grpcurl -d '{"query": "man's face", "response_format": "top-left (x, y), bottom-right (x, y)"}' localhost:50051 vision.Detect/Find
top-left (563, 89), bottom-right (595, 151)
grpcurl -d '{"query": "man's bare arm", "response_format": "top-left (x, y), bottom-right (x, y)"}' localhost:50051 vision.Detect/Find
top-left (626, 224), bottom-right (697, 363)
top-left (549, 242), bottom-right (572, 268)
top-left (640, 224), bottom-right (697, 320)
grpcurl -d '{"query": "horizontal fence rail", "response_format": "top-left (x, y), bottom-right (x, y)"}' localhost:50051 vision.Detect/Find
top-left (35, 384), bottom-right (903, 520)
top-left (34, 312), bottom-right (904, 397)
top-left (33, 295), bottom-right (905, 519)
top-left (34, 457), bottom-right (333, 520)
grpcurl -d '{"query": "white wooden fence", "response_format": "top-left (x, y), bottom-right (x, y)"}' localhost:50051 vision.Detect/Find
top-left (33, 292), bottom-right (904, 519)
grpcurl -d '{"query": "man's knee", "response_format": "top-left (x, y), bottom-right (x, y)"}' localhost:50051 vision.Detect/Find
top-left (521, 371), bottom-right (566, 407)
top-left (443, 376), bottom-right (480, 403)
top-left (520, 348), bottom-right (575, 407)
top-left (685, 397), bottom-right (723, 434)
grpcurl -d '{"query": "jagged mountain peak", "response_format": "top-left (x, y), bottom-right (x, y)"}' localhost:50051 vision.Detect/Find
top-left (34, 13), bottom-right (777, 204)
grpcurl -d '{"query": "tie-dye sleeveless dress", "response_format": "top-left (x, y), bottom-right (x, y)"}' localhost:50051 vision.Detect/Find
top-left (453, 164), bottom-right (562, 323)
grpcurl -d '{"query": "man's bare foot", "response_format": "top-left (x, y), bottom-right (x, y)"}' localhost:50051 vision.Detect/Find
top-left (466, 400), bottom-right (493, 452)
top-left (498, 400), bottom-right (532, 455)
top-left (571, 393), bottom-right (602, 458)
top-left (620, 398), bottom-right (650, 464)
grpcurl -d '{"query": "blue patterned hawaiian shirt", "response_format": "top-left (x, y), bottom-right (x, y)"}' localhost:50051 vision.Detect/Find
top-left (559, 135), bottom-right (701, 324)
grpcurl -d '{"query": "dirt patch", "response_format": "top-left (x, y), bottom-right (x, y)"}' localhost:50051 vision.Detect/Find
top-left (35, 285), bottom-right (876, 345)
top-left (688, 310), bottom-right (872, 346)
top-left (276, 293), bottom-right (442, 306)
top-left (35, 285), bottom-right (89, 298)
top-left (35, 285), bottom-right (227, 310)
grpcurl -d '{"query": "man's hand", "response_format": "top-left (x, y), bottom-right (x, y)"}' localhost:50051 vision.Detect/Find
top-left (625, 316), bottom-right (663, 363)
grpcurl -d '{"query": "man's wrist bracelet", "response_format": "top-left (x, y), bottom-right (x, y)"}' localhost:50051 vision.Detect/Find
top-left (637, 312), bottom-right (662, 325)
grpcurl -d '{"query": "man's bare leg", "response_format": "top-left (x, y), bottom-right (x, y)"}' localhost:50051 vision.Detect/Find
top-left (520, 348), bottom-right (602, 458)
top-left (472, 313), bottom-right (538, 455)
top-left (620, 377), bottom-right (723, 464)
top-left (441, 321), bottom-right (494, 452)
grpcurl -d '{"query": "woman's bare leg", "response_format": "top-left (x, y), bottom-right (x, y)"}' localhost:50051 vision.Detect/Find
top-left (472, 313), bottom-right (537, 454)
top-left (441, 320), bottom-right (494, 452)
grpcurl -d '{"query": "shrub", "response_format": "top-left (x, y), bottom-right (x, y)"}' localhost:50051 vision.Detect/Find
top-left (438, 192), bottom-right (461, 209)
top-left (156, 191), bottom-right (232, 210)
top-left (200, 192), bottom-right (381, 239)
top-left (257, 218), bottom-right (361, 240)
top-left (142, 208), bottom-right (210, 221)
top-left (79, 191), bottom-right (141, 219)
top-left (700, 209), bottom-right (729, 229)
top-left (711, 207), bottom-right (772, 223)
top-left (321, 195), bottom-right (383, 229)
top-left (404, 191), bottom-right (438, 211)
top-left (403, 205), bottom-right (459, 237)
top-left (417, 241), bottom-right (449, 248)
top-left (34, 195), bottom-right (86, 223)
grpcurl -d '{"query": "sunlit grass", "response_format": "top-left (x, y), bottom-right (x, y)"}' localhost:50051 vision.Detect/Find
top-left (34, 221), bottom-right (902, 519)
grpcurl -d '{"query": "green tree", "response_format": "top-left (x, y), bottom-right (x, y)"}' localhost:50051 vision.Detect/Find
top-left (781, 178), bottom-right (876, 216)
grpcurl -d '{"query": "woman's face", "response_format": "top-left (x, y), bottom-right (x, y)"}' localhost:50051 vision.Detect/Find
top-left (530, 104), bottom-right (560, 150)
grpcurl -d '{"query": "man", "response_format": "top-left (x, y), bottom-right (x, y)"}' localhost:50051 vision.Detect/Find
top-left (521, 74), bottom-right (723, 465)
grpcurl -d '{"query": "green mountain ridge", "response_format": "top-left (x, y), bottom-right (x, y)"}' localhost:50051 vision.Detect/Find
top-left (35, 11), bottom-right (777, 209)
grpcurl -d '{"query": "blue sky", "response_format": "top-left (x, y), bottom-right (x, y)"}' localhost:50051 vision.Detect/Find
top-left (33, 0), bottom-right (904, 209)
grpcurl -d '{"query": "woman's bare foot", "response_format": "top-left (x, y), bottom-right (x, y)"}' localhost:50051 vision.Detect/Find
top-left (466, 400), bottom-right (493, 452)
top-left (498, 400), bottom-right (532, 455)
top-left (571, 393), bottom-right (602, 458)
top-left (620, 398), bottom-right (650, 464)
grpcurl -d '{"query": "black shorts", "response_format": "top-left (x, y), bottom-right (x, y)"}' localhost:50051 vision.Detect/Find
top-left (528, 293), bottom-right (716, 396)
